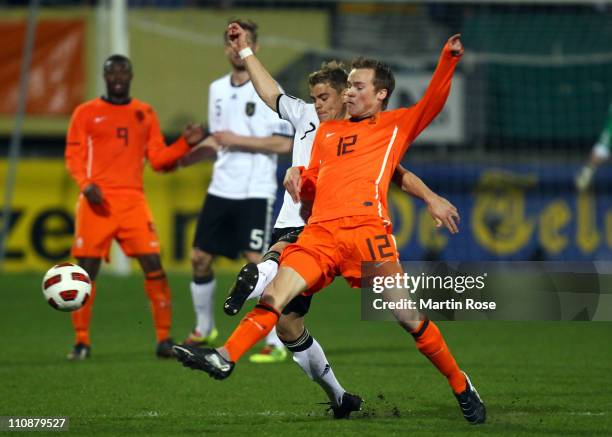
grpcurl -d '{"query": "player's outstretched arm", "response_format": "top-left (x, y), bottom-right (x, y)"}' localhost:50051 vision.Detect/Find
top-left (227, 22), bottom-right (280, 111)
top-left (405, 34), bottom-right (463, 142)
top-left (147, 113), bottom-right (205, 171)
top-left (213, 131), bottom-right (292, 154)
top-left (392, 165), bottom-right (460, 234)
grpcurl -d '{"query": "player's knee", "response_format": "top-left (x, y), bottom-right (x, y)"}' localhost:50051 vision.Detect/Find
top-left (138, 254), bottom-right (162, 273)
top-left (191, 249), bottom-right (212, 275)
top-left (77, 257), bottom-right (101, 280)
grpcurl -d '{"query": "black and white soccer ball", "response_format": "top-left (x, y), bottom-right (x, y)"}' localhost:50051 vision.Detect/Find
top-left (42, 263), bottom-right (92, 312)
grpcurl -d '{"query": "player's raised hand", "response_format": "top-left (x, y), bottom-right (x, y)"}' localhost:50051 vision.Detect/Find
top-left (227, 22), bottom-right (249, 53)
top-left (83, 183), bottom-right (104, 205)
top-left (447, 34), bottom-right (464, 57)
top-left (427, 195), bottom-right (460, 234)
top-left (284, 167), bottom-right (302, 203)
top-left (182, 123), bottom-right (207, 147)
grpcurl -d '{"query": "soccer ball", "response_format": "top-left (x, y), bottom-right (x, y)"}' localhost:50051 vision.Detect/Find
top-left (42, 263), bottom-right (92, 312)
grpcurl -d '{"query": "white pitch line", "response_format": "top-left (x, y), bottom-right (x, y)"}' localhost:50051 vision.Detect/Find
top-left (567, 412), bottom-right (607, 416)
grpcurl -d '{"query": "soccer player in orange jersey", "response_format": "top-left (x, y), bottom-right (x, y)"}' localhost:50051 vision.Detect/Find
top-left (174, 36), bottom-right (486, 424)
top-left (65, 54), bottom-right (205, 360)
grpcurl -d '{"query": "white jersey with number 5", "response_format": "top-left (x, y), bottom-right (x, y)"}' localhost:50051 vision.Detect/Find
top-left (274, 94), bottom-right (320, 228)
top-left (207, 75), bottom-right (294, 200)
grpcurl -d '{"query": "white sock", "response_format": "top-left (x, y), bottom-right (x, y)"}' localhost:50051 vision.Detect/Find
top-left (265, 326), bottom-right (285, 348)
top-left (190, 279), bottom-right (216, 336)
top-left (290, 335), bottom-right (345, 407)
top-left (247, 259), bottom-right (278, 301)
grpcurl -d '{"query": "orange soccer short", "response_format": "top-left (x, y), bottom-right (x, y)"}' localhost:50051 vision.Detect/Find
top-left (280, 215), bottom-right (399, 294)
top-left (71, 191), bottom-right (160, 260)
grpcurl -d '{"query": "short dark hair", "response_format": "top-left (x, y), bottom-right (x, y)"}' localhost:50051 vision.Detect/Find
top-left (308, 61), bottom-right (348, 95)
top-left (350, 57), bottom-right (395, 109)
top-left (103, 54), bottom-right (132, 72)
top-left (225, 18), bottom-right (258, 45)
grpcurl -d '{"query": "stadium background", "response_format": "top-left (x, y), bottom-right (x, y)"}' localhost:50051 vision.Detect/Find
top-left (2, 1), bottom-right (612, 272)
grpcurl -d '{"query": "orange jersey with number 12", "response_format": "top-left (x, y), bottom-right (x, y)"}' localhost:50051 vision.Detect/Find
top-left (301, 44), bottom-right (460, 225)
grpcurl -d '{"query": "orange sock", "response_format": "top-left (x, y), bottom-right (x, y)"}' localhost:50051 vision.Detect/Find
top-left (144, 270), bottom-right (172, 342)
top-left (72, 282), bottom-right (96, 345)
top-left (224, 303), bottom-right (280, 362)
top-left (413, 319), bottom-right (466, 394)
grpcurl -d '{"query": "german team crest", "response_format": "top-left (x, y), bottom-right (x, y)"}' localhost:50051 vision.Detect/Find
top-left (245, 102), bottom-right (256, 116)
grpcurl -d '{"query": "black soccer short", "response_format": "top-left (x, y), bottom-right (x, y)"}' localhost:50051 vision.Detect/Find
top-left (282, 293), bottom-right (313, 317)
top-left (193, 193), bottom-right (273, 259)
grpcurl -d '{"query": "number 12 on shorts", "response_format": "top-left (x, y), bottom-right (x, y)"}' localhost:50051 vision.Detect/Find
top-left (365, 234), bottom-right (394, 260)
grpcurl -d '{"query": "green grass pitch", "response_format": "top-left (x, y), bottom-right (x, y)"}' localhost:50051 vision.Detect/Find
top-left (1, 272), bottom-right (611, 436)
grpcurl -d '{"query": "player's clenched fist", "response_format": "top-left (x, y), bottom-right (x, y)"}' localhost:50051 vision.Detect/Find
top-left (447, 34), bottom-right (464, 57)
top-left (227, 22), bottom-right (249, 52)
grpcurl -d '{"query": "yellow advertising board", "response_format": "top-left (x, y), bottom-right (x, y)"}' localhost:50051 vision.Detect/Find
top-left (0, 158), bottom-right (231, 272)
top-left (5, 159), bottom-right (611, 272)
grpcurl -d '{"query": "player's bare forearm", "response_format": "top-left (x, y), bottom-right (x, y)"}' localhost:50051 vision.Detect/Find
top-left (227, 22), bottom-right (280, 111)
top-left (244, 56), bottom-right (281, 111)
top-left (391, 165), bottom-right (408, 189)
top-left (398, 168), bottom-right (460, 234)
top-left (399, 168), bottom-right (437, 204)
top-left (214, 132), bottom-right (292, 154)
